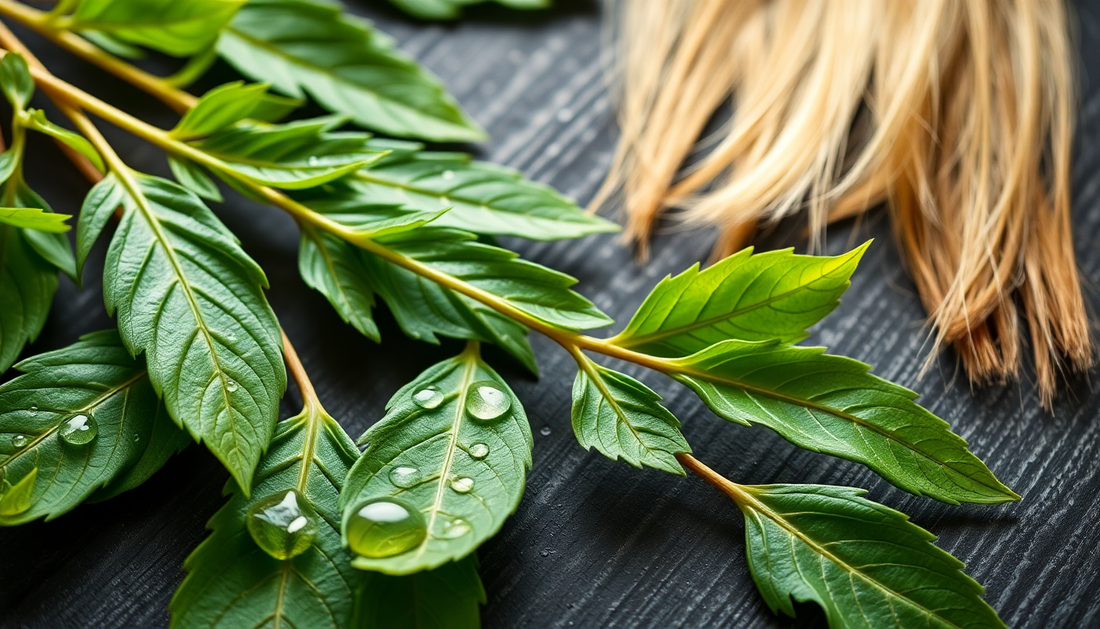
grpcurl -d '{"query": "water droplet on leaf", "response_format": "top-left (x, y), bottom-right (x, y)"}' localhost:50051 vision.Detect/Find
top-left (439, 517), bottom-right (470, 539)
top-left (451, 477), bottom-right (474, 493)
top-left (347, 498), bottom-right (426, 558)
top-left (10, 435), bottom-right (27, 448)
top-left (465, 381), bottom-right (511, 422)
top-left (133, 433), bottom-right (140, 443)
top-left (469, 443), bottom-right (489, 459)
top-left (441, 170), bottom-right (455, 180)
top-left (59, 414), bottom-right (97, 446)
top-left (308, 155), bottom-right (319, 165)
top-left (246, 489), bottom-right (319, 560)
top-left (388, 466), bottom-right (423, 488)
top-left (412, 386), bottom-right (444, 409)
top-left (226, 379), bottom-right (239, 393)
top-left (27, 406), bottom-right (37, 416)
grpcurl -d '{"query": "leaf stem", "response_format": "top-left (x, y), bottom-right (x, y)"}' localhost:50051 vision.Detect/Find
top-left (674, 453), bottom-right (755, 509)
top-left (281, 329), bottom-right (322, 414)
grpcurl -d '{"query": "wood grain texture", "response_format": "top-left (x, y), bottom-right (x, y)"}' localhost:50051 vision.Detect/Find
top-left (3, 1), bottom-right (1100, 627)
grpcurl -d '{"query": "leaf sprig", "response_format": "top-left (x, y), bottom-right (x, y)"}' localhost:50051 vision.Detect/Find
top-left (0, 2), bottom-right (1020, 628)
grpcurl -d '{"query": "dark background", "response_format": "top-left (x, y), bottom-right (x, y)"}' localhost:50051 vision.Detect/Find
top-left (2, 1), bottom-right (1100, 627)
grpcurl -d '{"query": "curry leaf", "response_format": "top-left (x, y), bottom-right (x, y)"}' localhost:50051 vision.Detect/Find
top-left (611, 243), bottom-right (868, 354)
top-left (22, 109), bottom-right (105, 172)
top-left (737, 484), bottom-right (1006, 629)
top-left (341, 346), bottom-right (532, 575)
top-left (192, 116), bottom-right (385, 189)
top-left (0, 207), bottom-right (70, 233)
top-left (64, 0), bottom-right (245, 57)
top-left (169, 81), bottom-right (269, 140)
top-left (670, 340), bottom-right (1018, 504)
top-left (171, 400), bottom-right (362, 628)
top-left (168, 155), bottom-right (223, 202)
top-left (354, 139), bottom-right (618, 240)
top-left (354, 555), bottom-right (485, 629)
top-left (0, 52), bottom-right (32, 110)
top-left (0, 331), bottom-right (170, 524)
top-left (388, 0), bottom-right (549, 20)
top-left (570, 354), bottom-right (689, 475)
top-left (77, 172), bottom-right (286, 491)
top-left (216, 0), bottom-right (485, 142)
top-left (0, 225), bottom-right (58, 373)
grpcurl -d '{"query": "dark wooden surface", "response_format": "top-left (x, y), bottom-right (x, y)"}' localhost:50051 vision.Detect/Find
top-left (3, 2), bottom-right (1100, 627)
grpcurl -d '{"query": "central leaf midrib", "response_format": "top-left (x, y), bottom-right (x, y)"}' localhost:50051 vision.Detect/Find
top-left (581, 358), bottom-right (646, 451)
top-left (744, 493), bottom-right (967, 629)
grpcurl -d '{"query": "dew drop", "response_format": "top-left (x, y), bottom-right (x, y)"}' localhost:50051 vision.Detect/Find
top-left (133, 433), bottom-right (140, 443)
top-left (10, 434), bottom-right (27, 448)
top-left (441, 170), bottom-right (455, 180)
top-left (58, 414), bottom-right (97, 446)
top-left (388, 466), bottom-right (423, 489)
top-left (246, 489), bottom-right (319, 560)
top-left (226, 380), bottom-right (239, 393)
top-left (27, 405), bottom-right (37, 416)
top-left (308, 155), bottom-right (320, 165)
top-left (468, 443), bottom-right (489, 459)
top-left (347, 498), bottom-right (427, 558)
top-left (412, 386), bottom-right (444, 409)
top-left (465, 381), bottom-right (511, 422)
top-left (439, 517), bottom-right (470, 539)
top-left (450, 476), bottom-right (474, 493)
top-left (540, 426), bottom-right (552, 437)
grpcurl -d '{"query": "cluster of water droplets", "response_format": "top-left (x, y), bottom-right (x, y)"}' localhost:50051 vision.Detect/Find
top-left (246, 489), bottom-right (319, 560)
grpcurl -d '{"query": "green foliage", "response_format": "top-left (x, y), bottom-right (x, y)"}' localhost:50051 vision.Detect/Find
top-left (169, 81), bottom-right (270, 140)
top-left (738, 484), bottom-right (1006, 629)
top-left (0, 331), bottom-right (182, 524)
top-left (670, 339), bottom-right (1018, 505)
top-left (388, 0), bottom-right (549, 20)
top-left (341, 346), bottom-right (532, 575)
top-left (21, 109), bottom-right (104, 171)
top-left (77, 172), bottom-right (286, 491)
top-left (0, 51), bottom-right (32, 109)
top-left (570, 353), bottom-right (689, 474)
top-left (63, 0), bottom-right (245, 57)
top-left (216, 0), bottom-right (485, 142)
top-left (355, 139), bottom-right (617, 240)
top-left (192, 116), bottom-right (385, 189)
top-left (0, 206), bottom-right (70, 233)
top-left (611, 244), bottom-right (867, 354)
top-left (0, 225), bottom-right (57, 373)
top-left (354, 556), bottom-right (485, 629)
top-left (171, 400), bottom-right (362, 628)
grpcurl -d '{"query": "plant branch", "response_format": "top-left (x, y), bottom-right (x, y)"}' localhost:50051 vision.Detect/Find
top-left (281, 329), bottom-right (322, 414)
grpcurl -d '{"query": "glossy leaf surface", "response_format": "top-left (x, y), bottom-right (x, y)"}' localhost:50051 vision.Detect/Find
top-left (68, 0), bottom-right (245, 56)
top-left (354, 556), bottom-right (484, 629)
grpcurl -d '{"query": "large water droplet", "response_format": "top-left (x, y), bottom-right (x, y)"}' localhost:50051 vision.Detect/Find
top-left (11, 435), bottom-right (27, 448)
top-left (246, 489), bottom-right (319, 560)
top-left (465, 381), bottom-right (511, 422)
top-left (412, 386), bottom-right (444, 409)
top-left (226, 379), bottom-right (239, 393)
top-left (58, 414), bottom-right (97, 446)
top-left (468, 443), bottom-right (489, 459)
top-left (451, 477), bottom-right (474, 493)
top-left (388, 466), bottom-right (423, 489)
top-left (439, 517), bottom-right (470, 539)
top-left (347, 498), bottom-right (426, 558)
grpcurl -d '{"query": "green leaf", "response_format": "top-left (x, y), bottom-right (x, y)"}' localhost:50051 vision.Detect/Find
top-left (22, 109), bottom-right (105, 172)
top-left (171, 401), bottom-right (362, 628)
top-left (371, 227), bottom-right (612, 332)
top-left (570, 354), bottom-right (689, 475)
top-left (91, 393), bottom-right (191, 502)
top-left (192, 116), bottom-right (385, 189)
top-left (353, 556), bottom-right (485, 629)
top-left (298, 225), bottom-right (537, 373)
top-left (168, 155), bottom-right (223, 202)
top-left (737, 484), bottom-right (1006, 629)
top-left (0, 225), bottom-right (58, 373)
top-left (0, 207), bottom-right (70, 233)
top-left (170, 81), bottom-right (269, 140)
top-left (353, 139), bottom-right (618, 240)
top-left (77, 172), bottom-right (286, 491)
top-left (0, 53), bottom-right (33, 110)
top-left (341, 347), bottom-right (532, 575)
top-left (0, 331), bottom-right (168, 524)
top-left (611, 243), bottom-right (868, 355)
top-left (66, 0), bottom-right (245, 57)
top-left (387, 0), bottom-right (549, 20)
top-left (6, 182), bottom-right (77, 280)
top-left (216, 0), bottom-right (485, 142)
top-left (670, 340), bottom-right (1018, 504)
